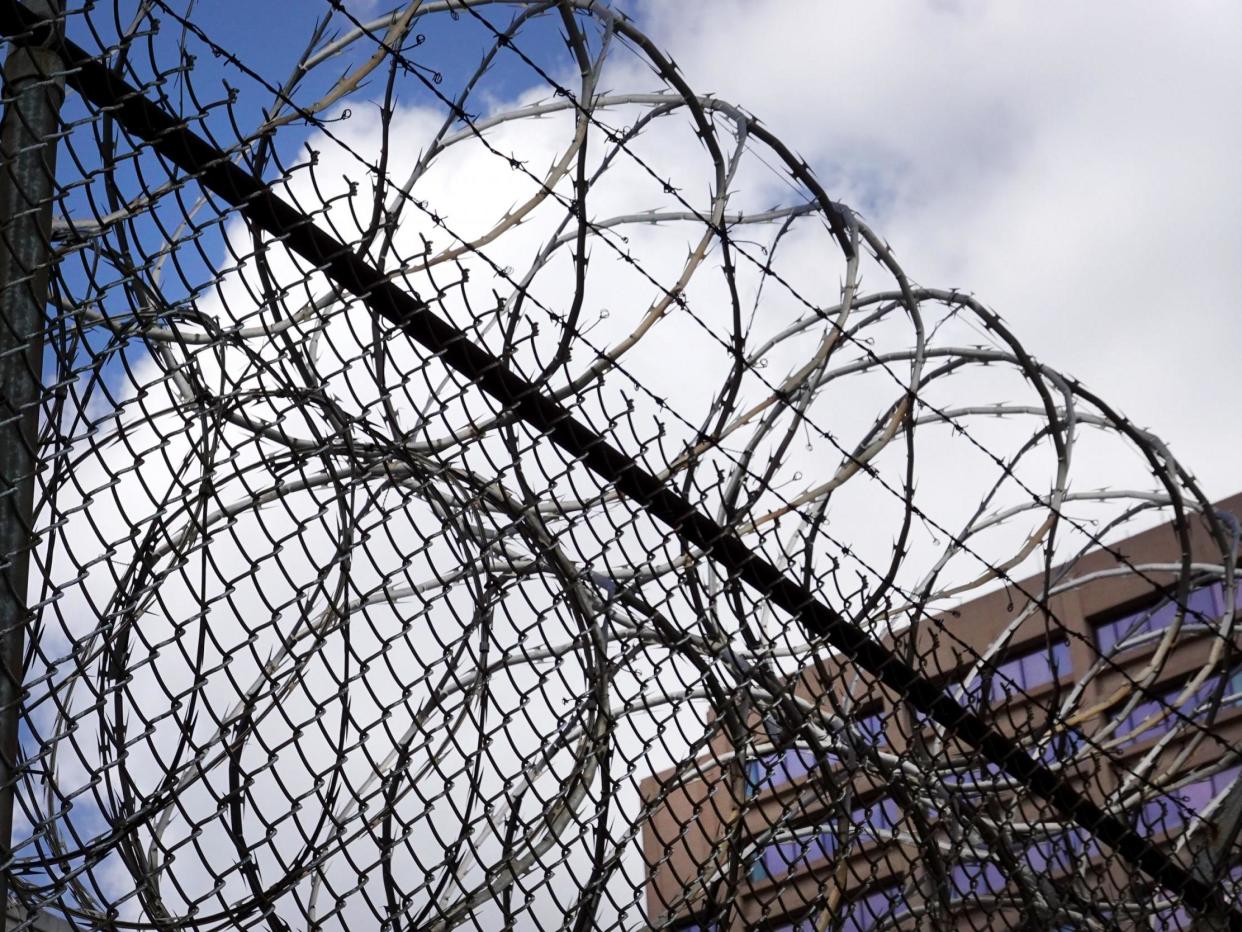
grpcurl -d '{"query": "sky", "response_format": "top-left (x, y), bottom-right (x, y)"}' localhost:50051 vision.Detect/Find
top-left (19, 1), bottom-right (1242, 929)
top-left (86, 0), bottom-right (1242, 508)
top-left (634, 0), bottom-right (1242, 502)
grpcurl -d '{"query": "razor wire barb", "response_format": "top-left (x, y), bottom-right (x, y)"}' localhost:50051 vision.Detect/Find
top-left (0, 1), bottom-right (1240, 930)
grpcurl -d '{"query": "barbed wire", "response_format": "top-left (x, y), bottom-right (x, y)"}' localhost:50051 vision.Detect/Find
top-left (0, 2), bottom-right (1239, 931)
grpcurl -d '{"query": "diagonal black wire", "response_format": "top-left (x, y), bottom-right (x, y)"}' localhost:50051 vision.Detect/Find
top-left (1, 0), bottom-right (1237, 924)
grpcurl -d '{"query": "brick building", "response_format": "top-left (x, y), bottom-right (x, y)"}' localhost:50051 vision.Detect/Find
top-left (642, 494), bottom-right (1242, 930)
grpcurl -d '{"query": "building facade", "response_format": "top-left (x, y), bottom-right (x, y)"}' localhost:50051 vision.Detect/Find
top-left (642, 494), bottom-right (1242, 930)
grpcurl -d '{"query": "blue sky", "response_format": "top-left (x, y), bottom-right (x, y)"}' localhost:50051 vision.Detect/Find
top-left (16, 3), bottom-right (1242, 927)
top-left (44, 0), bottom-right (1242, 506)
top-left (141, 0), bottom-right (573, 157)
top-left (50, 0), bottom-right (581, 407)
top-left (52, 0), bottom-right (1242, 507)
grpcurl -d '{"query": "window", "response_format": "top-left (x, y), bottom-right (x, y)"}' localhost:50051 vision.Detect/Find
top-left (1226, 667), bottom-right (1242, 704)
top-left (1148, 864), bottom-right (1242, 929)
top-left (1114, 685), bottom-right (1184, 748)
top-left (1023, 827), bottom-right (1089, 874)
top-left (1039, 726), bottom-right (1084, 765)
top-left (1093, 582), bottom-right (1223, 656)
top-left (957, 727), bottom-right (1084, 787)
top-left (959, 640), bottom-right (1071, 707)
top-left (1113, 677), bottom-right (1227, 748)
top-left (746, 747), bottom-right (821, 797)
top-left (749, 797), bottom-right (900, 882)
top-left (774, 881), bottom-right (907, 932)
top-left (855, 709), bottom-right (889, 745)
top-left (947, 830), bottom-right (1089, 902)
top-left (745, 712), bottom-right (888, 798)
top-left (1136, 764), bottom-right (1242, 836)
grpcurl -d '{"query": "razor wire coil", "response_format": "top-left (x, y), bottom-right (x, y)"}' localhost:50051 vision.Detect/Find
top-left (0, 3), bottom-right (1239, 931)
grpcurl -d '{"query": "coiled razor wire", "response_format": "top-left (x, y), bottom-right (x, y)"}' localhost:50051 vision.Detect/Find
top-left (0, 2), bottom-right (1239, 930)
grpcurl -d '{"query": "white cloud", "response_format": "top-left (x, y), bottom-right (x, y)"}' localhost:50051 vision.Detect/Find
top-left (21, 3), bottom-right (1242, 930)
top-left (639, 0), bottom-right (1242, 499)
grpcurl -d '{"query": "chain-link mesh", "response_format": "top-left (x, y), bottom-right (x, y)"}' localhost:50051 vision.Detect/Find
top-left (0, 2), bottom-right (1239, 930)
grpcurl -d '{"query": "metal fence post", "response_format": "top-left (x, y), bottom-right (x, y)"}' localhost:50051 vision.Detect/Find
top-left (0, 1), bottom-right (61, 926)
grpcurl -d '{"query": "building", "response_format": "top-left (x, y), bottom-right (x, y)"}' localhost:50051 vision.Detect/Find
top-left (641, 494), bottom-right (1242, 930)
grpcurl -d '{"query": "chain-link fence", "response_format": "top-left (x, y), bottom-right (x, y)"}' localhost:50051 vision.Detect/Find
top-left (0, 2), bottom-right (1239, 929)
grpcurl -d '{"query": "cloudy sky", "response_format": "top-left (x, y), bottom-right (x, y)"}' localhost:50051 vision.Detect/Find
top-left (627, 0), bottom-right (1242, 500)
top-left (182, 0), bottom-right (1242, 501)
top-left (23, 2), bottom-right (1242, 928)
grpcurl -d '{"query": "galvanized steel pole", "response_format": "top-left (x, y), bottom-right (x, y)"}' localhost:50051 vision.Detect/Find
top-left (0, 2), bottom-right (60, 926)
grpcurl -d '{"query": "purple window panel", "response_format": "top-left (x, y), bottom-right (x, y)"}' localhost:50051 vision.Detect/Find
top-left (745, 747), bottom-right (822, 797)
top-left (959, 674), bottom-right (985, 705)
top-left (1021, 640), bottom-right (1071, 689)
top-left (1039, 727), bottom-right (1084, 765)
top-left (1151, 863), bottom-right (1242, 927)
top-left (745, 757), bottom-right (768, 797)
top-left (961, 641), bottom-right (1070, 706)
top-left (811, 831), bottom-right (840, 862)
top-left (1095, 583), bottom-right (1223, 655)
top-left (1116, 691), bottom-right (1176, 748)
top-left (867, 796), bottom-right (901, 835)
top-left (1137, 764), bottom-right (1242, 835)
top-left (745, 756), bottom-right (772, 798)
top-left (779, 747), bottom-right (820, 783)
top-left (1229, 667), bottom-right (1242, 702)
top-left (1023, 830), bottom-right (1085, 874)
top-left (1065, 824), bottom-right (1097, 860)
top-left (1179, 776), bottom-right (1219, 814)
top-left (749, 833), bottom-right (823, 882)
top-left (1096, 597), bottom-right (1147, 653)
top-left (1116, 677), bottom-right (1223, 748)
top-left (750, 798), bottom-right (899, 881)
top-left (750, 837), bottom-right (795, 881)
top-left (1138, 795), bottom-right (1180, 836)
top-left (1149, 908), bottom-right (1193, 932)
top-left (747, 720), bottom-right (889, 799)
top-left (848, 796), bottom-right (899, 842)
top-left (855, 710), bottom-right (888, 745)
top-left (751, 833), bottom-right (833, 881)
top-left (1019, 640), bottom-right (1069, 691)
top-left (947, 832), bottom-right (1088, 904)
top-left (964, 763), bottom-right (1001, 783)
